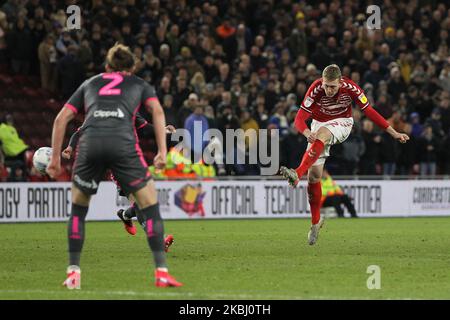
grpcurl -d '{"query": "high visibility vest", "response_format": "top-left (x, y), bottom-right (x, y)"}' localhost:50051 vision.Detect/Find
top-left (321, 176), bottom-right (343, 201)
top-left (148, 166), bottom-right (167, 179)
top-left (0, 123), bottom-right (28, 157)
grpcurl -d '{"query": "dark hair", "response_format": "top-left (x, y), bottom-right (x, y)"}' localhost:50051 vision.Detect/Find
top-left (106, 43), bottom-right (137, 72)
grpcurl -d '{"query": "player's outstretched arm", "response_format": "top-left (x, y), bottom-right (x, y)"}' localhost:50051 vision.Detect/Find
top-left (362, 106), bottom-right (409, 144)
top-left (385, 126), bottom-right (410, 143)
top-left (349, 79), bottom-right (409, 144)
top-left (146, 98), bottom-right (167, 169)
top-left (47, 107), bottom-right (75, 178)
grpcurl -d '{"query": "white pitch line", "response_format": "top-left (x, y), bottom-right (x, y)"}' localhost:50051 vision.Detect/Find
top-left (0, 289), bottom-right (417, 300)
top-left (0, 289), bottom-right (330, 300)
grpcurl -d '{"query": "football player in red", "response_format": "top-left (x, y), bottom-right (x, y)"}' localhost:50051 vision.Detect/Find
top-left (280, 64), bottom-right (409, 245)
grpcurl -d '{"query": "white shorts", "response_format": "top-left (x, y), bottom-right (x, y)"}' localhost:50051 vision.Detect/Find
top-left (308, 117), bottom-right (354, 166)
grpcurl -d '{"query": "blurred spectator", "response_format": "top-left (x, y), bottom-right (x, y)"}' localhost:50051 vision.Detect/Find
top-left (217, 104), bottom-right (240, 135)
top-left (268, 102), bottom-right (289, 138)
top-left (190, 71), bottom-right (206, 96)
top-left (281, 123), bottom-right (307, 169)
top-left (0, 114), bottom-right (29, 180)
top-left (417, 125), bottom-right (439, 176)
top-left (216, 91), bottom-right (232, 113)
top-left (264, 80), bottom-right (279, 113)
top-left (216, 104), bottom-right (240, 175)
top-left (387, 66), bottom-right (407, 102)
top-left (225, 23), bottom-right (252, 63)
top-left (38, 34), bottom-right (57, 92)
top-left (215, 63), bottom-right (231, 90)
top-left (424, 108), bottom-right (445, 139)
top-left (397, 124), bottom-right (418, 175)
top-left (177, 93), bottom-right (198, 129)
top-left (439, 62), bottom-right (450, 92)
top-left (288, 21), bottom-right (307, 58)
top-left (363, 61), bottom-right (384, 91)
top-left (252, 94), bottom-right (269, 129)
top-left (387, 109), bottom-right (407, 133)
top-left (203, 55), bottom-right (219, 82)
top-left (377, 43), bottom-right (395, 75)
top-left (184, 105), bottom-right (209, 163)
top-left (173, 76), bottom-right (190, 110)
top-left (157, 76), bottom-right (172, 101)
top-left (204, 105), bottom-right (217, 130)
top-left (55, 29), bottom-right (78, 57)
top-left (162, 94), bottom-right (177, 127)
top-left (77, 38), bottom-right (94, 77)
top-left (442, 130), bottom-right (450, 174)
top-left (140, 45), bottom-right (162, 82)
top-left (439, 97), bottom-right (450, 134)
top-left (409, 112), bottom-right (424, 138)
top-left (360, 119), bottom-right (381, 175)
top-left (375, 94), bottom-right (393, 119)
top-left (166, 24), bottom-right (180, 57)
top-left (380, 130), bottom-right (399, 175)
top-left (340, 126), bottom-right (366, 175)
top-left (57, 45), bottom-right (84, 99)
top-left (321, 169), bottom-right (358, 218)
top-left (7, 18), bottom-right (33, 74)
top-left (240, 108), bottom-right (259, 150)
top-left (236, 94), bottom-right (249, 116)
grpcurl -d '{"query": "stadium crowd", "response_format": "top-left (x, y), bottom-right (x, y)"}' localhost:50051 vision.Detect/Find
top-left (0, 0), bottom-right (450, 181)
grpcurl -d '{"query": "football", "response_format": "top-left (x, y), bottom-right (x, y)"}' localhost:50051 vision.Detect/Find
top-left (32, 147), bottom-right (53, 174)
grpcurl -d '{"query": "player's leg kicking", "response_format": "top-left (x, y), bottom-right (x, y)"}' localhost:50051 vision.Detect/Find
top-left (306, 164), bottom-right (325, 245)
top-left (281, 120), bottom-right (352, 245)
top-left (116, 190), bottom-right (138, 235)
top-left (116, 192), bottom-right (175, 252)
top-left (280, 126), bottom-right (332, 187)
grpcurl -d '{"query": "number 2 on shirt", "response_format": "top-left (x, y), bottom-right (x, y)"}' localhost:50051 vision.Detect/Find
top-left (99, 73), bottom-right (123, 96)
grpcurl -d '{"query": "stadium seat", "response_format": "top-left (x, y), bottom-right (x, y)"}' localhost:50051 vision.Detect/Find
top-left (22, 87), bottom-right (41, 98)
top-left (0, 74), bottom-right (13, 86)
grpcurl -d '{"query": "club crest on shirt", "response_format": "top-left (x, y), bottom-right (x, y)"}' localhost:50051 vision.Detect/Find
top-left (304, 97), bottom-right (314, 108)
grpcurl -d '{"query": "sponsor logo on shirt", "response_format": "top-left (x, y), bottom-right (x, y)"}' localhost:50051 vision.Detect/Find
top-left (358, 93), bottom-right (368, 104)
top-left (93, 108), bottom-right (125, 118)
top-left (318, 94), bottom-right (352, 115)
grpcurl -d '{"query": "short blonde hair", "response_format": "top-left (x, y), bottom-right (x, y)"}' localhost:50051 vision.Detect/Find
top-left (322, 64), bottom-right (342, 81)
top-left (106, 43), bottom-right (137, 72)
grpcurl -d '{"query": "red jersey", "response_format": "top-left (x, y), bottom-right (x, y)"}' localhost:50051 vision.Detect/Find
top-left (299, 77), bottom-right (370, 122)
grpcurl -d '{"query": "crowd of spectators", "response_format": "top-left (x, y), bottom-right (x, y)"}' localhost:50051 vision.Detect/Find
top-left (1, 0), bottom-right (450, 179)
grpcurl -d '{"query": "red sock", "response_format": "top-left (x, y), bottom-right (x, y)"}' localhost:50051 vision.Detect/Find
top-left (307, 181), bottom-right (322, 225)
top-left (295, 140), bottom-right (325, 178)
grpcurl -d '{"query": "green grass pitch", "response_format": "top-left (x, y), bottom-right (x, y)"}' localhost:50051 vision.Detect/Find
top-left (0, 217), bottom-right (449, 300)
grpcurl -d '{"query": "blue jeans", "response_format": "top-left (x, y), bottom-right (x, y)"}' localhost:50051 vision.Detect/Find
top-left (383, 163), bottom-right (396, 175)
top-left (420, 162), bottom-right (436, 176)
